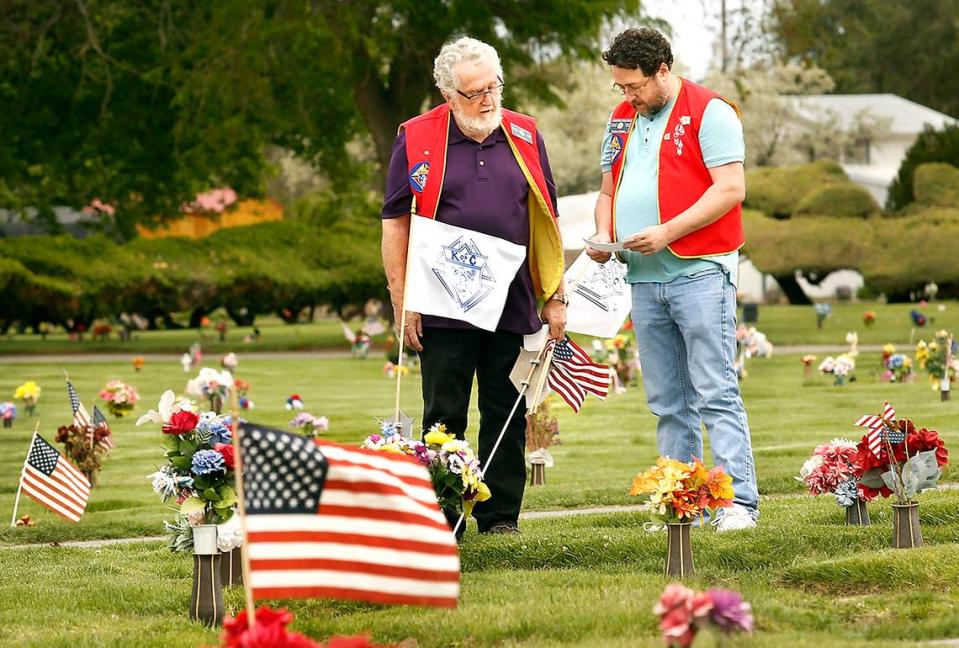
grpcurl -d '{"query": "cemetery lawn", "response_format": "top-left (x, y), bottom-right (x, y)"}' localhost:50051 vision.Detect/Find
top-left (0, 354), bottom-right (957, 646)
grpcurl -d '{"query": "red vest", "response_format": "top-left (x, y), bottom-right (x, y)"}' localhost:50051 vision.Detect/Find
top-left (399, 104), bottom-right (563, 299)
top-left (608, 78), bottom-right (744, 258)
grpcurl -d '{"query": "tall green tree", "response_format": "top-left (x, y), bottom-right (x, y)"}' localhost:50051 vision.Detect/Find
top-left (768, 0), bottom-right (959, 118)
top-left (1, 1), bottom-right (643, 236)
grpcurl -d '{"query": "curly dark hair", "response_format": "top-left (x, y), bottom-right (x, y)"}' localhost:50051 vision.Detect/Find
top-left (602, 28), bottom-right (673, 75)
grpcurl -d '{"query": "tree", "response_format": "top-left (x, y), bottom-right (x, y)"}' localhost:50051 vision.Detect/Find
top-left (887, 125), bottom-right (959, 211)
top-left (767, 0), bottom-right (959, 118)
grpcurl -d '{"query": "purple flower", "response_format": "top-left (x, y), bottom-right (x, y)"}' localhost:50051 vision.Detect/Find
top-left (707, 589), bottom-right (754, 634)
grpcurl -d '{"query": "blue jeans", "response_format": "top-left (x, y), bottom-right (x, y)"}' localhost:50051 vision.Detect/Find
top-left (630, 268), bottom-right (759, 517)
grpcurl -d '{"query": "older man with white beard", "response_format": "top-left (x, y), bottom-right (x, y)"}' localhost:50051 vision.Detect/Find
top-left (381, 36), bottom-right (566, 537)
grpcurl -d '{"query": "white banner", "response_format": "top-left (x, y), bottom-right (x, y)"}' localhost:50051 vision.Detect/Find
top-left (404, 217), bottom-right (526, 332)
top-left (564, 251), bottom-right (631, 338)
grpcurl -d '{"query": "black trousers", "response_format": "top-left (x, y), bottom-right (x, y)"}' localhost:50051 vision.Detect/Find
top-left (418, 326), bottom-right (527, 532)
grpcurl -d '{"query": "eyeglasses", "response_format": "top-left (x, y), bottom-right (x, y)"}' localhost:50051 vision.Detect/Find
top-left (456, 78), bottom-right (505, 103)
top-left (611, 74), bottom-right (653, 97)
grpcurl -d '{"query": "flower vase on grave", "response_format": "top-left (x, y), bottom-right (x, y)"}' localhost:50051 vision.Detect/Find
top-left (529, 461), bottom-right (546, 486)
top-left (844, 500), bottom-right (870, 526)
top-left (665, 522), bottom-right (694, 577)
top-left (892, 502), bottom-right (923, 549)
top-left (219, 546), bottom-right (244, 587)
top-left (190, 525), bottom-right (224, 627)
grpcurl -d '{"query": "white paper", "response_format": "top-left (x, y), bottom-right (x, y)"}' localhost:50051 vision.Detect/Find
top-left (523, 325), bottom-right (550, 352)
top-left (564, 251), bottom-right (632, 339)
top-left (582, 237), bottom-right (627, 253)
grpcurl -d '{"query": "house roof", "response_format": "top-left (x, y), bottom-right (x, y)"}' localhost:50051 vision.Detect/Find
top-left (789, 94), bottom-right (957, 136)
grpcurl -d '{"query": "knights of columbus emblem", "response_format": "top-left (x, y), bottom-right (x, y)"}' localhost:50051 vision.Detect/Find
top-left (432, 236), bottom-right (496, 312)
top-left (409, 161), bottom-right (430, 192)
top-left (573, 260), bottom-right (627, 312)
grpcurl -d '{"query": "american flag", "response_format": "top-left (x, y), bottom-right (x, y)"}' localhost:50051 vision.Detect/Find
top-left (238, 423), bottom-right (460, 608)
top-left (855, 400), bottom-right (900, 457)
top-left (66, 379), bottom-right (91, 428)
top-left (19, 434), bottom-right (91, 523)
top-left (360, 317), bottom-right (387, 337)
top-left (339, 320), bottom-right (357, 344)
top-left (92, 406), bottom-right (116, 451)
top-left (546, 336), bottom-right (611, 412)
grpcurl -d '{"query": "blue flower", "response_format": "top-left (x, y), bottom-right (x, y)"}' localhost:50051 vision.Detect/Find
top-left (191, 449), bottom-right (226, 475)
top-left (196, 420), bottom-right (232, 445)
top-left (834, 479), bottom-right (858, 507)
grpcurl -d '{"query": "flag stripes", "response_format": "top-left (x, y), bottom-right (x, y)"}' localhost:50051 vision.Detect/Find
top-left (66, 380), bottom-right (91, 428)
top-left (855, 401), bottom-right (897, 457)
top-left (546, 336), bottom-right (612, 412)
top-left (19, 434), bottom-right (90, 523)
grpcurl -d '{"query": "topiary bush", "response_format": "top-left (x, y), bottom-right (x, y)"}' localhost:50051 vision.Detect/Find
top-left (912, 162), bottom-right (959, 208)
top-left (793, 183), bottom-right (879, 218)
top-left (887, 124), bottom-right (959, 211)
top-left (745, 160), bottom-right (846, 219)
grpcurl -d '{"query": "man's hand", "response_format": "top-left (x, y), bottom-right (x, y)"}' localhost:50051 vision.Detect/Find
top-left (541, 299), bottom-right (567, 341)
top-left (623, 224), bottom-right (672, 255)
top-left (585, 233), bottom-right (612, 264)
top-left (393, 303), bottom-right (424, 352)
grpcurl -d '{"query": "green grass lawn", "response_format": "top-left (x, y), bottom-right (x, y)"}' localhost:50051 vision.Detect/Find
top-left (0, 353), bottom-right (957, 646)
top-left (1, 300), bottom-right (957, 356)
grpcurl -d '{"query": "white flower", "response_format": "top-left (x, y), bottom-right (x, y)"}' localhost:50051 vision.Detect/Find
top-left (136, 390), bottom-right (176, 426)
top-left (222, 352), bottom-right (239, 369)
top-left (828, 438), bottom-right (858, 449)
top-left (216, 513), bottom-right (244, 552)
top-left (796, 455), bottom-right (824, 481)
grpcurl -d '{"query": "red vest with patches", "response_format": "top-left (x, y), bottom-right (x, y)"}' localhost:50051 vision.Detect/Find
top-left (607, 78), bottom-right (744, 258)
top-left (399, 104), bottom-right (563, 298)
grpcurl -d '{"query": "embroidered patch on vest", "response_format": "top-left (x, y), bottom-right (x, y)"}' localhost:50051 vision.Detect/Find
top-left (609, 134), bottom-right (625, 163)
top-left (409, 161), bottom-right (430, 192)
top-left (609, 119), bottom-right (632, 134)
top-left (510, 123), bottom-right (533, 144)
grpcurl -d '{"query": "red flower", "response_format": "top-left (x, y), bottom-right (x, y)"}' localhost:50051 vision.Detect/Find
top-left (214, 443), bottom-right (236, 470)
top-left (220, 606), bottom-right (319, 648)
top-left (162, 410), bottom-right (198, 435)
top-left (654, 583), bottom-right (697, 647)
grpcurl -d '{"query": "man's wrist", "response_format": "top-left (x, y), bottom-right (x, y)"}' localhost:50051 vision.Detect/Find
top-left (547, 292), bottom-right (569, 306)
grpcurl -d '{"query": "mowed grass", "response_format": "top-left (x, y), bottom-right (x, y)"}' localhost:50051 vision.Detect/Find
top-left (1, 299), bottom-right (957, 356)
top-left (0, 352), bottom-right (958, 645)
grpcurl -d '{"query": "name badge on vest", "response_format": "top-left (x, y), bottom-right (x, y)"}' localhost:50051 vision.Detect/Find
top-left (609, 119), bottom-right (632, 134)
top-left (409, 161), bottom-right (430, 192)
top-left (510, 123), bottom-right (533, 145)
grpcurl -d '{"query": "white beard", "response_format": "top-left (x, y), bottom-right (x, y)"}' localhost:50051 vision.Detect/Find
top-left (453, 103), bottom-right (503, 141)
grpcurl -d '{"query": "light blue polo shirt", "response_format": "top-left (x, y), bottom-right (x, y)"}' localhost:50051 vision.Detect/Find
top-left (600, 93), bottom-right (744, 285)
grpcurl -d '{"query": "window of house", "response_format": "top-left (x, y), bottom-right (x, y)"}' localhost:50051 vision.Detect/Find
top-left (844, 138), bottom-right (871, 165)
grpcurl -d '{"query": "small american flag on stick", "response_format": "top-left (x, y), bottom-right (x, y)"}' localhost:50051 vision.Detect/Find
top-left (546, 336), bottom-right (611, 413)
top-left (855, 400), bottom-right (900, 457)
top-left (66, 379), bottom-right (91, 429)
top-left (92, 406), bottom-right (116, 451)
top-left (19, 434), bottom-right (91, 523)
top-left (360, 317), bottom-right (387, 337)
top-left (238, 423), bottom-right (460, 608)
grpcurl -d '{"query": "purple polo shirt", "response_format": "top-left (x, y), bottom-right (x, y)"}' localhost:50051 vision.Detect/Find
top-left (382, 117), bottom-right (559, 335)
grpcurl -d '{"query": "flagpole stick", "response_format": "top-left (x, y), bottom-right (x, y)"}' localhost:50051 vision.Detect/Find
top-left (11, 423), bottom-right (39, 527)
top-left (228, 384), bottom-right (256, 629)
top-left (452, 342), bottom-right (551, 536)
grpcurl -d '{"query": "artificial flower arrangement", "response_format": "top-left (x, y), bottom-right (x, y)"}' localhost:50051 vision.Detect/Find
top-left (526, 395), bottom-right (560, 468)
top-left (801, 354), bottom-right (817, 379)
top-left (221, 352), bottom-right (239, 373)
top-left (628, 457), bottom-right (734, 526)
top-left (916, 330), bottom-right (958, 391)
top-left (289, 412), bottom-right (329, 437)
top-left (138, 390), bottom-right (239, 552)
top-left (361, 421), bottom-right (491, 517)
top-left (55, 422), bottom-right (113, 486)
top-left (220, 606), bottom-right (396, 648)
top-left (654, 583), bottom-right (754, 648)
top-left (0, 402), bottom-right (16, 427)
top-left (853, 404), bottom-right (948, 504)
top-left (880, 344), bottom-right (914, 383)
top-left (818, 354), bottom-right (856, 386)
top-left (383, 362), bottom-right (410, 379)
top-left (234, 379), bottom-right (254, 409)
top-left (132, 356), bottom-right (145, 372)
top-left (14, 380), bottom-right (41, 416)
top-left (186, 367), bottom-right (234, 414)
top-left (814, 302), bottom-right (831, 329)
top-left (285, 394), bottom-right (305, 410)
top-left (863, 310), bottom-right (876, 327)
top-left (796, 438), bottom-right (866, 507)
top-left (98, 379), bottom-right (139, 418)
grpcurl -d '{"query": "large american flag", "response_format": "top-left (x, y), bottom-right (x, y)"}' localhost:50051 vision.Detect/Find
top-left (855, 400), bottom-right (901, 457)
top-left (19, 434), bottom-right (91, 523)
top-left (92, 406), bottom-right (116, 451)
top-left (547, 336), bottom-right (611, 412)
top-left (66, 379), bottom-right (91, 428)
top-left (238, 423), bottom-right (460, 608)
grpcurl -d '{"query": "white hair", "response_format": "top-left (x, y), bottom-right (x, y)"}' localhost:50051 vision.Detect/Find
top-left (433, 37), bottom-right (503, 95)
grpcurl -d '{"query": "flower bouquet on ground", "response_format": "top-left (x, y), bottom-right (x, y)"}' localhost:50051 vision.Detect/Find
top-left (801, 354), bottom-right (817, 380)
top-left (525, 396), bottom-right (560, 485)
top-left (233, 379), bottom-right (254, 409)
top-left (654, 583), bottom-right (753, 648)
top-left (138, 390), bottom-right (238, 551)
top-left (289, 412), bottom-right (329, 437)
top-left (796, 438), bottom-right (871, 524)
top-left (863, 310), bottom-right (876, 327)
top-left (0, 402), bottom-right (16, 428)
top-left (185, 367), bottom-right (234, 414)
top-left (819, 354), bottom-right (856, 386)
top-left (362, 421), bottom-right (490, 519)
top-left (14, 381), bottom-right (41, 416)
top-left (606, 332), bottom-right (639, 392)
top-left (98, 380), bottom-right (139, 418)
top-left (629, 457), bottom-right (735, 576)
top-left (285, 394), bottom-right (304, 410)
top-left (916, 330), bottom-right (958, 396)
top-left (853, 401), bottom-right (949, 548)
top-left (56, 423), bottom-right (112, 486)
top-left (814, 302), bottom-right (831, 329)
top-left (220, 606), bottom-right (398, 648)
top-left (880, 344), bottom-right (914, 383)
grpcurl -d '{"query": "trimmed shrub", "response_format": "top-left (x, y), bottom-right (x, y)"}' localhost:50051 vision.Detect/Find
top-left (745, 160), bottom-right (846, 219)
top-left (793, 183), bottom-right (879, 219)
top-left (887, 124), bottom-right (959, 211)
top-left (913, 162), bottom-right (959, 208)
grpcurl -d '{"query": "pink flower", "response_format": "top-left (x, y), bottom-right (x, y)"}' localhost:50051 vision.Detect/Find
top-left (654, 583), bottom-right (697, 647)
top-left (220, 606), bottom-right (319, 647)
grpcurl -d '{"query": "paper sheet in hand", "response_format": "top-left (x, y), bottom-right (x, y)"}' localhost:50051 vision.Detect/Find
top-left (564, 251), bottom-right (632, 338)
top-left (405, 217), bottom-right (526, 332)
top-left (582, 237), bottom-right (627, 252)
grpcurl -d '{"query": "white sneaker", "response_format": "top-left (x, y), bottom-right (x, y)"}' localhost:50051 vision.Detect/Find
top-left (714, 504), bottom-right (756, 533)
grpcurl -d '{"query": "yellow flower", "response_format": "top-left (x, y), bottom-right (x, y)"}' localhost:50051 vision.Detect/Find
top-left (474, 482), bottom-right (491, 502)
top-left (14, 381), bottom-right (41, 401)
top-left (883, 343), bottom-right (896, 355)
top-left (424, 428), bottom-right (453, 447)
